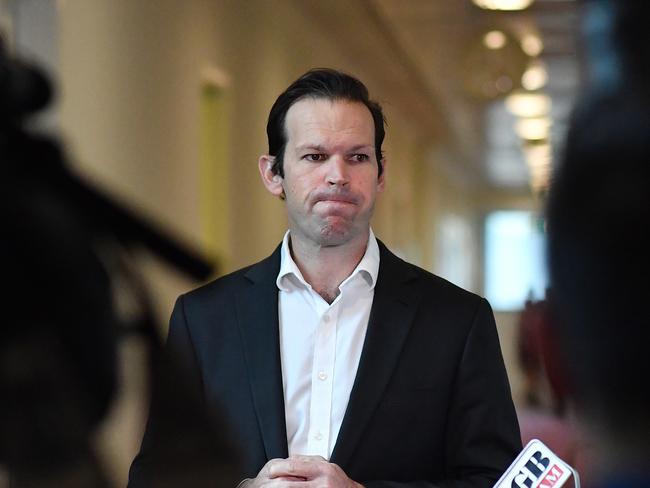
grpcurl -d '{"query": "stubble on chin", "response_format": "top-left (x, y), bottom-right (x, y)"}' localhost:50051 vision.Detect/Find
top-left (289, 197), bottom-right (374, 249)
top-left (314, 216), bottom-right (362, 247)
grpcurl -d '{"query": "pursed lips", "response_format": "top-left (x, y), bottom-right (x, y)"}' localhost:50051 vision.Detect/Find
top-left (312, 191), bottom-right (359, 206)
top-left (318, 196), bottom-right (355, 204)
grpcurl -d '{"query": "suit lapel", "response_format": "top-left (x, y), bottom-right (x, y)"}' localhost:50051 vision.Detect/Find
top-left (235, 246), bottom-right (289, 461)
top-left (331, 241), bottom-right (421, 467)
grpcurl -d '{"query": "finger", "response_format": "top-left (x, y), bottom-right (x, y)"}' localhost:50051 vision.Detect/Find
top-left (289, 454), bottom-right (327, 463)
top-left (267, 457), bottom-right (325, 479)
top-left (260, 458), bottom-right (300, 481)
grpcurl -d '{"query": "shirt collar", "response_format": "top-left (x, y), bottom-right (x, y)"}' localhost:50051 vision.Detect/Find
top-left (276, 229), bottom-right (380, 292)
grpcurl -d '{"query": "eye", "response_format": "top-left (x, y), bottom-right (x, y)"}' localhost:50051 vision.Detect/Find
top-left (351, 154), bottom-right (369, 162)
top-left (304, 154), bottom-right (327, 162)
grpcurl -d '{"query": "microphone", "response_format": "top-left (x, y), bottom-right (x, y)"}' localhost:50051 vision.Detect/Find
top-left (494, 439), bottom-right (580, 488)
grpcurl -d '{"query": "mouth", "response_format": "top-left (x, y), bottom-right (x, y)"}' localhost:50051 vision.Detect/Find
top-left (313, 191), bottom-right (359, 206)
top-left (317, 197), bottom-right (355, 205)
top-left (313, 198), bottom-right (358, 219)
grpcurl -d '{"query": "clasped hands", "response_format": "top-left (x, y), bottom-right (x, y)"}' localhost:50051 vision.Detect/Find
top-left (242, 454), bottom-right (364, 487)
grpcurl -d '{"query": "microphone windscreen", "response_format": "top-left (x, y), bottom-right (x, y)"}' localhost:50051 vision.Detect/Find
top-left (493, 439), bottom-right (579, 488)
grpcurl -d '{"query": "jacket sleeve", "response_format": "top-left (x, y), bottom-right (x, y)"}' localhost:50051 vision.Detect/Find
top-left (127, 295), bottom-right (241, 487)
top-left (439, 298), bottom-right (521, 487)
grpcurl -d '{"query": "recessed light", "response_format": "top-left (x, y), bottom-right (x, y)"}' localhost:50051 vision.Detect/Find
top-left (473, 0), bottom-right (534, 11)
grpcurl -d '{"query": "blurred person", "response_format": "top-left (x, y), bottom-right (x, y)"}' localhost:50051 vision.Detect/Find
top-left (517, 296), bottom-right (570, 425)
top-left (545, 1), bottom-right (650, 486)
top-left (0, 35), bottom-right (239, 487)
top-left (515, 296), bottom-right (595, 485)
top-left (130, 68), bottom-right (521, 488)
top-left (1, 34), bottom-right (113, 487)
top-left (517, 298), bottom-right (552, 410)
top-left (546, 90), bottom-right (650, 487)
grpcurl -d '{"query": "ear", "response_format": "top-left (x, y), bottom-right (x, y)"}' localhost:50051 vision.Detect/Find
top-left (258, 155), bottom-right (284, 197)
top-left (376, 158), bottom-right (386, 193)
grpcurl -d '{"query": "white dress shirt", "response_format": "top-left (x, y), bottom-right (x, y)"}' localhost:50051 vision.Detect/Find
top-left (276, 229), bottom-right (380, 459)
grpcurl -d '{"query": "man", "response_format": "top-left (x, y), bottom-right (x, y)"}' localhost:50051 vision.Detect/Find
top-left (544, 3), bottom-right (650, 486)
top-left (130, 68), bottom-right (520, 487)
top-left (546, 91), bottom-right (650, 487)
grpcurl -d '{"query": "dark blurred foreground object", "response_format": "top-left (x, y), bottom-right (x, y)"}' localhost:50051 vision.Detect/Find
top-left (545, 1), bottom-right (650, 485)
top-left (0, 36), bottom-right (239, 486)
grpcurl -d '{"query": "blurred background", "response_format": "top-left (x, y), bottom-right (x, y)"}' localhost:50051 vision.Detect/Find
top-left (1, 0), bottom-right (584, 485)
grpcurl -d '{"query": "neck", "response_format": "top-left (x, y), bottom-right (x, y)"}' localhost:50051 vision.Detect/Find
top-left (289, 229), bottom-right (369, 304)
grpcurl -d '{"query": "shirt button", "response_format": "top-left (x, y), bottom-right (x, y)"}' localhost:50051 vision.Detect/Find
top-left (323, 314), bottom-right (330, 323)
top-left (318, 371), bottom-right (328, 381)
top-left (314, 432), bottom-right (323, 441)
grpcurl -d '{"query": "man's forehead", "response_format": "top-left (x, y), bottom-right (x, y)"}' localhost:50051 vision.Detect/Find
top-left (285, 97), bottom-right (372, 123)
top-left (284, 98), bottom-right (375, 145)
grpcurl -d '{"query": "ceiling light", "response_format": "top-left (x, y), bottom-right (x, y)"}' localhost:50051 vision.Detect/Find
top-left (483, 30), bottom-right (507, 49)
top-left (515, 117), bottom-right (552, 140)
top-left (505, 91), bottom-right (551, 117)
top-left (521, 61), bottom-right (548, 90)
top-left (473, 0), bottom-right (534, 11)
top-left (521, 34), bottom-right (544, 57)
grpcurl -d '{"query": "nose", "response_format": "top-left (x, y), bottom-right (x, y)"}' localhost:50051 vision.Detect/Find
top-left (325, 156), bottom-right (349, 186)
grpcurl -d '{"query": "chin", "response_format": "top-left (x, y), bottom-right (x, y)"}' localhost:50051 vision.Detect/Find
top-left (316, 221), bottom-right (358, 246)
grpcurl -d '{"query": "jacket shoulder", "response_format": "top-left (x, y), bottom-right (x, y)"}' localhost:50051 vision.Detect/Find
top-left (180, 245), bottom-right (281, 306)
top-left (414, 262), bottom-right (485, 308)
top-left (377, 239), bottom-right (487, 310)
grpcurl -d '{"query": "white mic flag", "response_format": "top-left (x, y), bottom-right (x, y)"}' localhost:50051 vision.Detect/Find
top-left (493, 439), bottom-right (580, 488)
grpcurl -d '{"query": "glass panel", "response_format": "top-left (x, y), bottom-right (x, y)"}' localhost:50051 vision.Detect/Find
top-left (485, 210), bottom-right (547, 310)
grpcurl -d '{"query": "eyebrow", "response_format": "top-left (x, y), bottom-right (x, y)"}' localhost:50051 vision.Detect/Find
top-left (295, 144), bottom-right (327, 152)
top-left (347, 144), bottom-right (374, 153)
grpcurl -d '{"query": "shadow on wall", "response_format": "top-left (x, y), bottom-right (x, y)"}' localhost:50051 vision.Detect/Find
top-left (0, 36), bottom-right (239, 487)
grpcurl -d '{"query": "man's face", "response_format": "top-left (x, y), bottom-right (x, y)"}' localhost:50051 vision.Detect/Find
top-left (263, 98), bottom-right (385, 248)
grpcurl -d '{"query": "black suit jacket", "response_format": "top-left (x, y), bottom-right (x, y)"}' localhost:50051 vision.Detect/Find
top-left (130, 241), bottom-right (520, 487)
